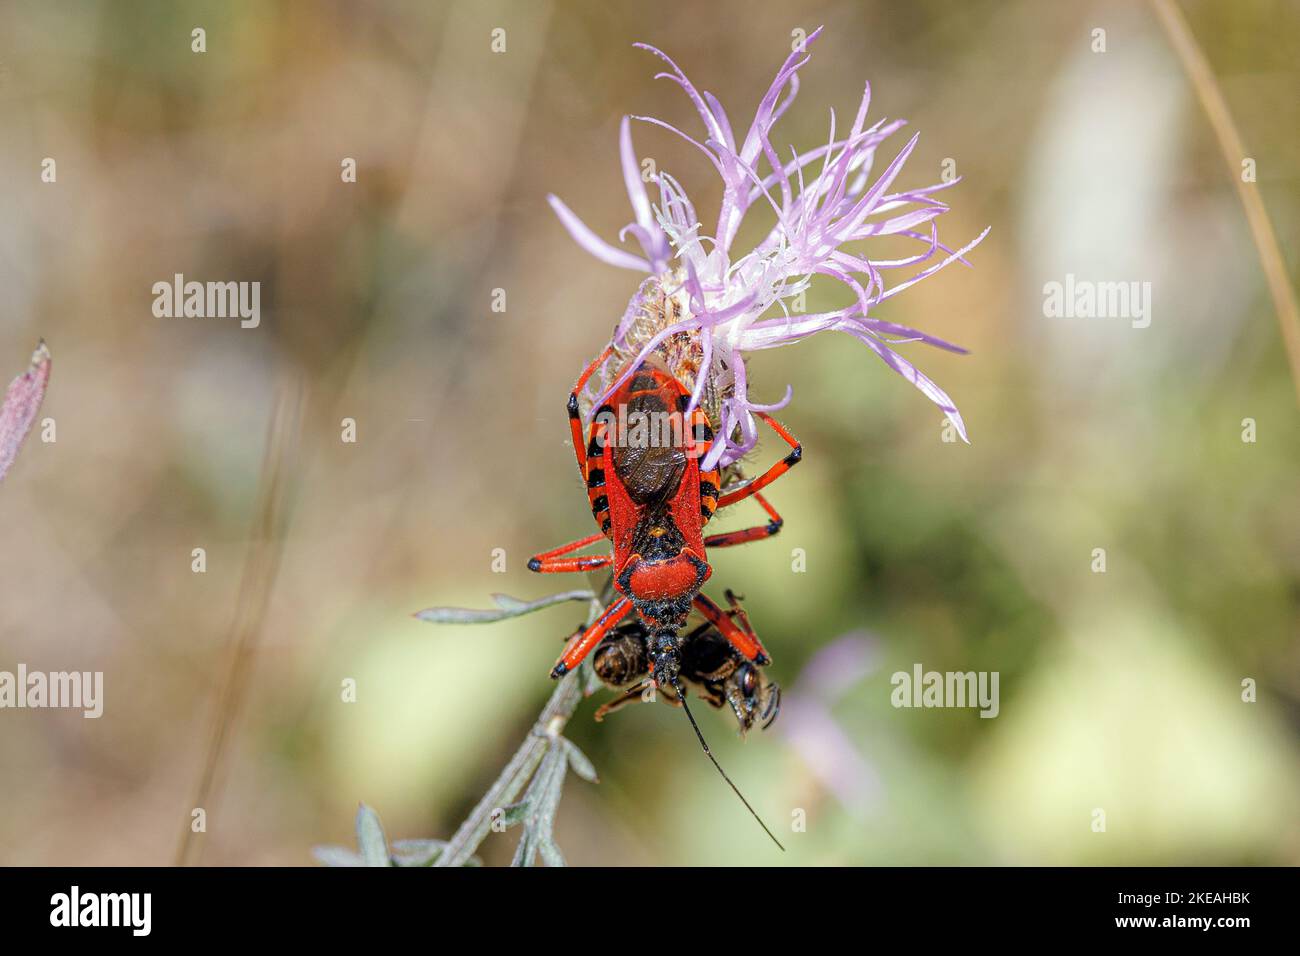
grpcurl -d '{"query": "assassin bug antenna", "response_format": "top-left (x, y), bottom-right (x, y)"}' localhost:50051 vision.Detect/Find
top-left (669, 671), bottom-right (786, 852)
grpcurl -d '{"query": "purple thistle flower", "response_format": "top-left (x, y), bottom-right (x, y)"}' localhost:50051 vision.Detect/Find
top-left (549, 27), bottom-right (988, 466)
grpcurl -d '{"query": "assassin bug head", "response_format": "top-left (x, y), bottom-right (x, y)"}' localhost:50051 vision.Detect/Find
top-left (647, 628), bottom-right (683, 691)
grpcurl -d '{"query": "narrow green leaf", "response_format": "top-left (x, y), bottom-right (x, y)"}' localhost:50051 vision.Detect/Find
top-left (503, 744), bottom-right (573, 868)
top-left (561, 738), bottom-right (600, 784)
top-left (511, 829), bottom-right (538, 868)
top-left (537, 838), bottom-right (566, 868)
top-left (312, 845), bottom-right (364, 867)
top-left (536, 745), bottom-right (569, 823)
top-left (390, 839), bottom-right (447, 867)
top-left (415, 590), bottom-right (595, 625)
top-left (497, 802), bottom-right (528, 828)
top-left (355, 803), bottom-right (391, 867)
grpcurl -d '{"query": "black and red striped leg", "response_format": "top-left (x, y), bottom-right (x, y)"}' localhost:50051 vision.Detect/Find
top-left (566, 345), bottom-right (614, 480)
top-left (704, 491), bottom-right (783, 549)
top-left (692, 593), bottom-right (770, 665)
top-left (717, 413), bottom-right (802, 509)
top-left (551, 597), bottom-right (633, 678)
top-left (527, 531), bottom-right (612, 574)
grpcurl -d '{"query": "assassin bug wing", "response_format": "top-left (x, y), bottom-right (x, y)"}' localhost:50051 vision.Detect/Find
top-left (602, 432), bottom-right (642, 573)
top-left (600, 360), bottom-right (706, 570)
top-left (624, 363), bottom-right (704, 545)
top-left (670, 408), bottom-right (705, 549)
top-left (610, 382), bottom-right (688, 506)
top-left (614, 441), bottom-right (686, 510)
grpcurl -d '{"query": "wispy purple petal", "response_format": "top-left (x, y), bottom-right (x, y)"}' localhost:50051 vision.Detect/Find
top-left (550, 28), bottom-right (986, 460)
top-left (547, 195), bottom-right (650, 272)
top-left (841, 326), bottom-right (969, 442)
top-left (619, 117), bottom-right (670, 273)
top-left (0, 340), bottom-right (51, 482)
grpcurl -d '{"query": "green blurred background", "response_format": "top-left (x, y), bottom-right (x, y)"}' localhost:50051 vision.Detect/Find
top-left (0, 0), bottom-right (1297, 865)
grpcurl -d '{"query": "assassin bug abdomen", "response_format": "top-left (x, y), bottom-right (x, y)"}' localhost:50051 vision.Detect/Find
top-left (527, 346), bottom-right (802, 685)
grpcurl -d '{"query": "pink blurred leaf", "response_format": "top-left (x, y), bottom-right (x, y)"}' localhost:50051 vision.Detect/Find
top-left (0, 340), bottom-right (51, 482)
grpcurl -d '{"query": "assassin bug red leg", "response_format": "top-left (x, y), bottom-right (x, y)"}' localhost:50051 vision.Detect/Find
top-left (716, 412), bottom-right (802, 510)
top-left (527, 530), bottom-right (612, 574)
top-left (528, 554), bottom-right (613, 574)
top-left (567, 344), bottom-right (614, 480)
top-left (692, 592), bottom-right (771, 665)
top-left (703, 491), bottom-right (784, 550)
top-left (722, 587), bottom-right (760, 643)
top-left (550, 596), bottom-right (633, 678)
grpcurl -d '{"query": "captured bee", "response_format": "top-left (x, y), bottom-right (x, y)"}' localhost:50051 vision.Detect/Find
top-left (590, 589), bottom-right (781, 735)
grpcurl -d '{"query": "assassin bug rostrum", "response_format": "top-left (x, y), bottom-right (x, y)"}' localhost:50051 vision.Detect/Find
top-left (528, 344), bottom-right (801, 848)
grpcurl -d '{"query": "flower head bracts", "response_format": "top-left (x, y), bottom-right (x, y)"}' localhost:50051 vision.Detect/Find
top-left (548, 27), bottom-right (988, 467)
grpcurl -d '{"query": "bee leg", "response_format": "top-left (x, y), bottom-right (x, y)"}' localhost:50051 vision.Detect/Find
top-left (759, 682), bottom-right (782, 730)
top-left (698, 683), bottom-right (727, 710)
top-left (723, 686), bottom-right (752, 738)
top-left (594, 682), bottom-right (652, 721)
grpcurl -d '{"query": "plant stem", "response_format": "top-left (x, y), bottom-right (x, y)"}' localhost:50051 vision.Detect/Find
top-left (176, 376), bottom-right (305, 865)
top-left (1148, 0), bottom-right (1300, 405)
top-left (432, 596), bottom-right (600, 867)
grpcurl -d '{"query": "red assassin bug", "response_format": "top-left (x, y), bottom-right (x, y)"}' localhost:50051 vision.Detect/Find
top-left (527, 346), bottom-right (801, 685)
top-left (527, 345), bottom-right (801, 848)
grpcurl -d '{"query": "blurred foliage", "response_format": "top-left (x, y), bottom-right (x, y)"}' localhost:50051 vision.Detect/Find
top-left (0, 0), bottom-right (1296, 866)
